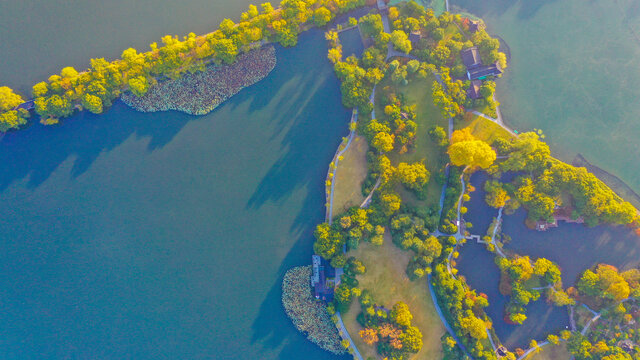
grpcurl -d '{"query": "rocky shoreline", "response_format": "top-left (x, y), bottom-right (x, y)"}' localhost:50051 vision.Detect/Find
top-left (121, 45), bottom-right (276, 115)
top-left (282, 266), bottom-right (345, 355)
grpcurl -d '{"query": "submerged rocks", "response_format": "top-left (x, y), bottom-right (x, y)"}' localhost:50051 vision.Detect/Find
top-left (282, 266), bottom-right (345, 355)
top-left (121, 45), bottom-right (276, 115)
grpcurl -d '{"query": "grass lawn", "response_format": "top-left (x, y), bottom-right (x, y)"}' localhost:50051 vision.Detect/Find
top-left (375, 73), bottom-right (448, 209)
top-left (459, 112), bottom-right (515, 145)
top-left (443, 23), bottom-right (461, 40)
top-left (342, 232), bottom-right (445, 359)
top-left (332, 135), bottom-right (369, 215)
top-left (524, 342), bottom-right (571, 360)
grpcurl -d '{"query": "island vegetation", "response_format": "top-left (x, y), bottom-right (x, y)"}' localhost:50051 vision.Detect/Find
top-left (0, 0), bottom-right (366, 130)
top-left (315, 1), bottom-right (640, 360)
top-left (3, 0), bottom-right (638, 359)
top-left (282, 266), bottom-right (346, 355)
top-left (120, 45), bottom-right (277, 115)
top-left (356, 299), bottom-right (424, 359)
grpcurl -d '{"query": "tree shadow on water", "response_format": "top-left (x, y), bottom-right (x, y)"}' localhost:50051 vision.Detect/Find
top-left (246, 28), bottom-right (351, 220)
top-left (249, 219), bottom-right (350, 360)
top-left (0, 101), bottom-right (194, 192)
top-left (247, 29), bottom-right (352, 359)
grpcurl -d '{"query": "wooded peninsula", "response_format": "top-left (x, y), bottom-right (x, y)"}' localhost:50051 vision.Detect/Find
top-left (2, 0), bottom-right (639, 360)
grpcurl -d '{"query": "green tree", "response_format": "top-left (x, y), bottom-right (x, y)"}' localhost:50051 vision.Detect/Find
top-left (459, 315), bottom-right (487, 339)
top-left (390, 302), bottom-right (413, 327)
top-left (396, 162), bottom-right (430, 190)
top-left (128, 76), bottom-right (149, 97)
top-left (359, 13), bottom-right (384, 39)
top-left (485, 180), bottom-right (509, 208)
top-left (379, 193), bottom-right (402, 216)
top-left (211, 38), bottom-right (238, 64)
top-left (0, 110), bottom-right (27, 132)
top-left (448, 140), bottom-right (496, 168)
top-left (500, 132), bottom-right (550, 173)
top-left (390, 30), bottom-right (412, 54)
top-left (313, 7), bottom-right (332, 27)
top-left (400, 326), bottom-right (423, 353)
top-left (372, 132), bottom-right (395, 153)
top-left (330, 254), bottom-right (347, 268)
top-left (334, 283), bottom-right (353, 308)
top-left (0, 86), bottom-right (25, 111)
top-left (81, 93), bottom-right (103, 114)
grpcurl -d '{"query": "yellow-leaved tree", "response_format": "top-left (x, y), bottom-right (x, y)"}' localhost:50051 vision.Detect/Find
top-left (448, 129), bottom-right (496, 168)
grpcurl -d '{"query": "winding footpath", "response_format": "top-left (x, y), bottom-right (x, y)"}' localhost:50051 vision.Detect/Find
top-left (326, 109), bottom-right (359, 224)
top-left (470, 109), bottom-right (516, 136)
top-left (428, 274), bottom-right (473, 358)
top-left (325, 5), bottom-right (517, 358)
top-left (335, 312), bottom-right (363, 360)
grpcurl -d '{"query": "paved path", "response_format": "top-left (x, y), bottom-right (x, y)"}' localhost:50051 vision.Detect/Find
top-left (486, 328), bottom-right (498, 353)
top-left (325, 109), bottom-right (364, 358)
top-left (327, 109), bottom-right (359, 224)
top-left (517, 341), bottom-right (548, 360)
top-left (427, 274), bottom-right (473, 358)
top-left (581, 313), bottom-right (601, 335)
top-left (336, 312), bottom-right (364, 360)
top-left (360, 177), bottom-right (381, 208)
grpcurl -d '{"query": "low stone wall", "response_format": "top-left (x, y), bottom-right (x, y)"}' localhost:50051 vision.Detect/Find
top-left (282, 266), bottom-right (345, 355)
top-left (122, 45), bottom-right (276, 115)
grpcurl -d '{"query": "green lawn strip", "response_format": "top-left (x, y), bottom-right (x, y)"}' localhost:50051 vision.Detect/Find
top-left (459, 112), bottom-right (515, 144)
top-left (443, 23), bottom-right (461, 40)
top-left (341, 301), bottom-right (378, 360)
top-left (375, 73), bottom-right (448, 209)
top-left (522, 276), bottom-right (544, 290)
top-left (332, 135), bottom-right (369, 215)
top-left (343, 234), bottom-right (445, 359)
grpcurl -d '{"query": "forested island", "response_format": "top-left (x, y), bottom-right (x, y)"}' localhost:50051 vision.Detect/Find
top-left (2, 0), bottom-right (639, 360)
top-left (305, 1), bottom-right (639, 360)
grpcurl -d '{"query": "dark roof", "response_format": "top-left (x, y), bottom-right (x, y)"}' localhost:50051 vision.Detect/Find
top-left (469, 20), bottom-right (480, 33)
top-left (468, 62), bottom-right (503, 80)
top-left (312, 255), bottom-right (336, 301)
top-left (467, 79), bottom-right (482, 99)
top-left (409, 31), bottom-right (421, 44)
top-left (460, 47), bottom-right (481, 69)
top-left (16, 100), bottom-right (35, 111)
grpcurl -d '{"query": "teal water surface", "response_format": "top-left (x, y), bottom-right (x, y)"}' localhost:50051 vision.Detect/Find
top-left (451, 0), bottom-right (640, 194)
top-left (459, 172), bottom-right (640, 349)
top-left (0, 0), bottom-right (256, 93)
top-left (0, 29), bottom-right (348, 359)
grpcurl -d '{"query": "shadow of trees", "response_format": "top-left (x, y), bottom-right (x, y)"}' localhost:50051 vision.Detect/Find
top-left (0, 27), bottom-right (352, 359)
top-left (246, 29), bottom-right (352, 359)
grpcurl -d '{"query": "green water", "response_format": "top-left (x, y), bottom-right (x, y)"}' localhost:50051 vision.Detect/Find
top-left (0, 27), bottom-right (350, 358)
top-left (451, 0), bottom-right (640, 194)
top-left (0, 0), bottom-right (256, 93)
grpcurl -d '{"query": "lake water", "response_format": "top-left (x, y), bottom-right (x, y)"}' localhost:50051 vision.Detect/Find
top-left (0, 26), bottom-right (352, 359)
top-left (0, 0), bottom-right (257, 93)
top-left (451, 0), bottom-right (640, 195)
top-left (459, 172), bottom-right (640, 349)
